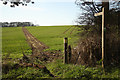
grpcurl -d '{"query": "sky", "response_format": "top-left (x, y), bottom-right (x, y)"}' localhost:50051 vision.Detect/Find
top-left (0, 0), bottom-right (81, 26)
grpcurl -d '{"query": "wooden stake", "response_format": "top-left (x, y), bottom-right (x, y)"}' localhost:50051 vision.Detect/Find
top-left (68, 45), bottom-right (71, 63)
top-left (64, 37), bottom-right (68, 64)
top-left (102, 7), bottom-right (105, 68)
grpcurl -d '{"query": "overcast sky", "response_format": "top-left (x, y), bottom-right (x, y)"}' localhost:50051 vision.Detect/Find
top-left (0, 0), bottom-right (81, 26)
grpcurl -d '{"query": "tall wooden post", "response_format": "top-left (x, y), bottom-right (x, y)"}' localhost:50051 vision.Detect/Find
top-left (64, 37), bottom-right (68, 64)
top-left (102, 1), bottom-right (109, 68)
top-left (102, 7), bottom-right (105, 68)
top-left (94, 7), bottom-right (105, 68)
top-left (94, 1), bottom-right (109, 68)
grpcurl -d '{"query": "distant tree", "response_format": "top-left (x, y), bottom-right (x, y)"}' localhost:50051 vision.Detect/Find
top-left (2, 22), bottom-right (9, 27)
top-left (1, 22), bottom-right (34, 27)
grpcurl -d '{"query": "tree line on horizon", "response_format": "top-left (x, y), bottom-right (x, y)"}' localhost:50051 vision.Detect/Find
top-left (0, 22), bottom-right (35, 27)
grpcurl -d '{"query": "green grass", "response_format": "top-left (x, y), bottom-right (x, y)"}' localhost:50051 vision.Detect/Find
top-left (2, 66), bottom-right (51, 79)
top-left (2, 26), bottom-right (120, 79)
top-left (27, 26), bottom-right (80, 51)
top-left (46, 59), bottom-right (120, 79)
top-left (2, 27), bottom-right (44, 79)
top-left (2, 27), bottom-right (31, 59)
top-left (2, 26), bottom-right (81, 79)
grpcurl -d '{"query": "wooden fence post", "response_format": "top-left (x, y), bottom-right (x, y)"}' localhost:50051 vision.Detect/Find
top-left (68, 45), bottom-right (71, 63)
top-left (64, 37), bottom-right (68, 64)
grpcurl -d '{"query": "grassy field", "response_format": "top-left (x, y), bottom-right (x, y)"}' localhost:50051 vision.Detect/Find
top-left (2, 26), bottom-right (81, 79)
top-left (2, 26), bottom-right (120, 79)
top-left (2, 27), bottom-right (31, 59)
top-left (26, 26), bottom-right (80, 51)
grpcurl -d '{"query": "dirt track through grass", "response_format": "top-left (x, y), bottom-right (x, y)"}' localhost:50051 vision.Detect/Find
top-left (22, 27), bottom-right (48, 54)
top-left (22, 27), bottom-right (61, 62)
top-left (22, 27), bottom-right (56, 77)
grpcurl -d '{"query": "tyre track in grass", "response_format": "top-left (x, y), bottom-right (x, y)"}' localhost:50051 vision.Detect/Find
top-left (3, 27), bottom-right (62, 78)
top-left (22, 27), bottom-right (48, 54)
top-left (22, 27), bottom-right (56, 77)
top-left (22, 27), bottom-right (63, 78)
top-left (22, 27), bottom-right (61, 62)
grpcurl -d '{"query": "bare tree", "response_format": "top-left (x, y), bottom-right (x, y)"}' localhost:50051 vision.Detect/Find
top-left (75, 0), bottom-right (119, 35)
top-left (74, 0), bottom-right (120, 66)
